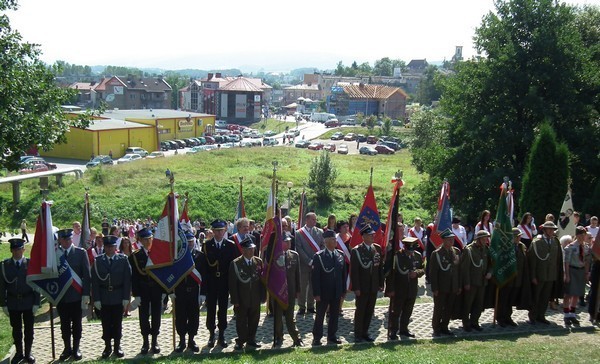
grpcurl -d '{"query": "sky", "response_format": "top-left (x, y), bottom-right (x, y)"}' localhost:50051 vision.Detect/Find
top-left (5, 0), bottom-right (599, 73)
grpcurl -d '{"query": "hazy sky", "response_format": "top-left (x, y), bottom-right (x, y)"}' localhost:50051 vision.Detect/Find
top-left (5, 0), bottom-right (598, 72)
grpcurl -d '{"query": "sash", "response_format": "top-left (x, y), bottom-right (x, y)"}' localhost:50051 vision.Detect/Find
top-left (519, 224), bottom-right (533, 240)
top-left (336, 234), bottom-right (351, 290)
top-left (408, 228), bottom-right (425, 251)
top-left (231, 233), bottom-right (243, 254)
top-left (299, 227), bottom-right (320, 253)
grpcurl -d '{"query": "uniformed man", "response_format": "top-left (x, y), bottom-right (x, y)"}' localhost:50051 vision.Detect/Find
top-left (0, 238), bottom-right (40, 364)
top-left (351, 224), bottom-right (384, 343)
top-left (430, 229), bottom-right (461, 337)
top-left (527, 221), bottom-right (562, 325)
top-left (311, 230), bottom-right (347, 346)
top-left (385, 237), bottom-right (425, 339)
top-left (202, 219), bottom-right (240, 348)
top-left (460, 230), bottom-right (492, 331)
top-left (229, 236), bottom-right (266, 351)
top-left (295, 212), bottom-right (324, 315)
top-left (174, 231), bottom-right (206, 353)
top-left (128, 228), bottom-right (165, 354)
top-left (496, 228), bottom-right (528, 327)
top-left (55, 228), bottom-right (91, 361)
top-left (272, 233), bottom-right (303, 347)
top-left (91, 235), bottom-right (131, 358)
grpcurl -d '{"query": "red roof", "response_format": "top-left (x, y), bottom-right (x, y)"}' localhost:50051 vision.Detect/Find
top-left (219, 77), bottom-right (263, 92)
top-left (343, 84), bottom-right (407, 99)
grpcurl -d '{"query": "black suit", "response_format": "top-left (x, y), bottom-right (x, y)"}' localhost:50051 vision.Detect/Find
top-left (311, 249), bottom-right (346, 342)
top-left (174, 250), bottom-right (206, 338)
top-left (129, 248), bottom-right (166, 337)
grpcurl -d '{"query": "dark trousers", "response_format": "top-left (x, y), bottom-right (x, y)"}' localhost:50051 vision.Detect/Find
top-left (462, 285), bottom-right (485, 326)
top-left (589, 261), bottom-right (600, 319)
top-left (57, 300), bottom-right (82, 348)
top-left (21, 229), bottom-right (29, 242)
top-left (234, 303), bottom-right (260, 345)
top-left (432, 291), bottom-right (455, 333)
top-left (273, 297), bottom-right (300, 342)
top-left (175, 294), bottom-right (200, 337)
top-left (101, 304), bottom-right (123, 343)
top-left (497, 285), bottom-right (518, 323)
top-left (206, 286), bottom-right (229, 332)
top-left (388, 294), bottom-right (417, 333)
top-left (139, 288), bottom-right (162, 337)
top-left (298, 266), bottom-right (314, 310)
top-left (9, 309), bottom-right (34, 354)
top-left (529, 280), bottom-right (553, 321)
top-left (312, 296), bottom-right (341, 341)
top-left (354, 292), bottom-right (377, 338)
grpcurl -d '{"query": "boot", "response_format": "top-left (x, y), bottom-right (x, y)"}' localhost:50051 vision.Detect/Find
top-left (151, 335), bottom-right (160, 354)
top-left (113, 339), bottom-right (124, 358)
top-left (101, 341), bottom-right (111, 359)
top-left (188, 336), bottom-right (199, 353)
top-left (175, 336), bottom-right (186, 353)
top-left (218, 332), bottom-right (228, 348)
top-left (140, 336), bottom-right (150, 355)
top-left (207, 331), bottom-right (215, 348)
top-left (59, 341), bottom-right (72, 361)
top-left (72, 339), bottom-right (82, 361)
top-left (24, 341), bottom-right (35, 364)
top-left (11, 344), bottom-right (24, 364)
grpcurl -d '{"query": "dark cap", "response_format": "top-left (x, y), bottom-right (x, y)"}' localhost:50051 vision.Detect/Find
top-left (541, 221), bottom-right (558, 230)
top-left (360, 224), bottom-right (376, 235)
top-left (452, 217), bottom-right (461, 224)
top-left (402, 236), bottom-right (419, 250)
top-left (137, 227), bottom-right (153, 239)
top-left (323, 230), bottom-right (336, 239)
top-left (8, 238), bottom-right (25, 250)
top-left (57, 229), bottom-right (73, 239)
top-left (512, 227), bottom-right (523, 236)
top-left (185, 231), bottom-right (195, 240)
top-left (475, 230), bottom-right (491, 239)
top-left (103, 235), bottom-right (119, 246)
top-left (440, 229), bottom-right (455, 239)
top-left (211, 219), bottom-right (227, 230)
top-left (240, 236), bottom-right (256, 249)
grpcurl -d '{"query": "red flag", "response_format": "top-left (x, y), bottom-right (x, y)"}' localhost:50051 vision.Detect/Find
top-left (383, 178), bottom-right (404, 254)
top-left (430, 181), bottom-right (452, 248)
top-left (262, 216), bottom-right (288, 309)
top-left (147, 193), bottom-right (177, 268)
top-left (349, 185), bottom-right (382, 249)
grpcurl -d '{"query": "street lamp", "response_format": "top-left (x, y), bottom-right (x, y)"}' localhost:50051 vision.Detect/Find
top-left (287, 181), bottom-right (293, 215)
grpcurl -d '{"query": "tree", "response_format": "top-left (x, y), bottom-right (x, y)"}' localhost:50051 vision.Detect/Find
top-left (0, 0), bottom-right (94, 171)
top-left (373, 57), bottom-right (393, 76)
top-left (365, 115), bottom-right (377, 130)
top-left (415, 65), bottom-right (443, 105)
top-left (519, 123), bottom-right (570, 222)
top-left (380, 117), bottom-right (392, 136)
top-left (308, 151), bottom-right (338, 203)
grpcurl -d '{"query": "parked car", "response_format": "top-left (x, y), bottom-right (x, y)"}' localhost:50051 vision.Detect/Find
top-left (213, 135), bottom-right (226, 144)
top-left (184, 138), bottom-right (198, 147)
top-left (19, 163), bottom-right (50, 174)
top-left (262, 137), bottom-right (279, 146)
top-left (19, 155), bottom-right (36, 165)
top-left (164, 141), bottom-right (178, 150)
top-left (125, 147), bottom-right (148, 157)
top-left (341, 118), bottom-right (355, 126)
top-left (374, 145), bottom-right (395, 154)
top-left (250, 131), bottom-right (262, 138)
top-left (295, 140), bottom-right (310, 148)
top-left (193, 137), bottom-right (206, 145)
top-left (288, 128), bottom-right (300, 137)
top-left (26, 157), bottom-right (57, 170)
top-left (263, 130), bottom-right (277, 137)
top-left (343, 133), bottom-right (357, 141)
top-left (160, 141), bottom-right (172, 151)
top-left (357, 134), bottom-right (367, 142)
top-left (215, 120), bottom-right (227, 128)
top-left (323, 143), bottom-right (336, 152)
top-left (379, 140), bottom-right (400, 151)
top-left (324, 119), bottom-right (341, 128)
top-left (204, 136), bottom-right (215, 144)
top-left (337, 144), bottom-right (349, 154)
top-left (86, 155), bottom-right (114, 168)
top-left (146, 151), bottom-right (165, 159)
top-left (117, 154), bottom-right (142, 164)
top-left (366, 135), bottom-right (378, 144)
top-left (307, 142), bottom-right (324, 150)
top-left (174, 140), bottom-right (188, 149)
top-left (359, 146), bottom-right (378, 155)
top-left (331, 132), bottom-right (344, 140)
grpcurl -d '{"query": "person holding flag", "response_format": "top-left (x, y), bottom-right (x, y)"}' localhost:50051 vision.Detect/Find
top-left (496, 228), bottom-right (529, 327)
top-left (1, 238), bottom-right (40, 364)
top-left (460, 230), bottom-right (492, 332)
top-left (295, 212), bottom-right (323, 315)
top-left (91, 235), bottom-right (131, 359)
top-left (55, 228), bottom-right (91, 361)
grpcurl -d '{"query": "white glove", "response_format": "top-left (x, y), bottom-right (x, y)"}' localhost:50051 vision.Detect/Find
top-left (198, 294), bottom-right (206, 305)
top-left (94, 301), bottom-right (102, 310)
top-left (82, 295), bottom-right (90, 305)
top-left (32, 305), bottom-right (39, 314)
top-left (129, 297), bottom-right (141, 311)
top-left (122, 299), bottom-right (129, 308)
top-left (169, 293), bottom-right (176, 302)
top-left (2, 307), bottom-right (8, 316)
top-left (161, 293), bottom-right (166, 301)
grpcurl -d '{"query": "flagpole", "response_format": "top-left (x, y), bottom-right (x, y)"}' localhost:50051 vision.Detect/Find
top-left (369, 166), bottom-right (373, 186)
top-left (49, 303), bottom-right (56, 359)
top-left (169, 173), bottom-right (176, 350)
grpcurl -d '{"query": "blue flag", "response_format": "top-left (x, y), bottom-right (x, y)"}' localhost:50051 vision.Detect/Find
top-left (147, 222), bottom-right (194, 292)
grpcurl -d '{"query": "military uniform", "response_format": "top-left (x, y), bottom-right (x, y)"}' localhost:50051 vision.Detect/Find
top-left (497, 232), bottom-right (528, 326)
top-left (385, 238), bottom-right (424, 338)
top-left (351, 239), bottom-right (384, 342)
top-left (430, 234), bottom-right (461, 336)
top-left (460, 236), bottom-right (491, 331)
top-left (295, 224), bottom-right (323, 313)
top-left (91, 235), bottom-right (131, 358)
top-left (272, 247), bottom-right (302, 346)
top-left (0, 239), bottom-right (40, 364)
top-left (229, 237), bottom-right (265, 350)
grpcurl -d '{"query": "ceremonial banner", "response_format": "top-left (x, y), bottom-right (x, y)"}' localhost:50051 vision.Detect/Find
top-left (261, 178), bottom-right (277, 254)
top-left (490, 182), bottom-right (517, 287)
top-left (383, 176), bottom-right (404, 254)
top-left (262, 216), bottom-right (288, 309)
top-left (430, 181), bottom-right (452, 248)
top-left (146, 193), bottom-right (178, 268)
top-left (147, 222), bottom-right (194, 292)
top-left (80, 192), bottom-right (91, 249)
top-left (298, 189), bottom-right (308, 228)
top-left (232, 183), bottom-right (246, 234)
top-left (350, 185), bottom-right (382, 249)
top-left (557, 190), bottom-right (576, 238)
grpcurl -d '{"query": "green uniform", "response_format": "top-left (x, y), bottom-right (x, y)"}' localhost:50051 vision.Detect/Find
top-left (430, 246), bottom-right (461, 334)
top-left (460, 243), bottom-right (490, 329)
top-left (385, 250), bottom-right (424, 335)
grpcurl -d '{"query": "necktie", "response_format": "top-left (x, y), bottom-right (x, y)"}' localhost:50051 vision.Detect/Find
top-left (109, 257), bottom-right (113, 266)
top-left (15, 261), bottom-right (20, 269)
top-left (63, 249), bottom-right (68, 259)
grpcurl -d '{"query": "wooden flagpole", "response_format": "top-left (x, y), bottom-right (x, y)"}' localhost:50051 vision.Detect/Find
top-left (49, 303), bottom-right (56, 359)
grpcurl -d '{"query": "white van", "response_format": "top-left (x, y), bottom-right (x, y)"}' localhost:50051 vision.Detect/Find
top-left (125, 147), bottom-right (148, 157)
top-left (215, 120), bottom-right (227, 128)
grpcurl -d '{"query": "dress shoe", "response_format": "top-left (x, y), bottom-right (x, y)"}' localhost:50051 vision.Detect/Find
top-left (399, 330), bottom-right (415, 338)
top-left (188, 339), bottom-right (200, 353)
top-left (72, 349), bottom-right (82, 361)
top-left (114, 346), bottom-right (124, 358)
top-left (297, 308), bottom-right (306, 315)
top-left (11, 352), bottom-right (24, 364)
top-left (234, 343), bottom-right (244, 351)
top-left (311, 339), bottom-right (322, 346)
top-left (537, 318), bottom-right (551, 325)
top-left (25, 355), bottom-right (35, 364)
top-left (175, 340), bottom-right (186, 353)
top-left (207, 332), bottom-right (215, 348)
top-left (327, 337), bottom-right (342, 345)
top-left (247, 341), bottom-right (262, 348)
top-left (59, 348), bottom-right (72, 361)
top-left (218, 335), bottom-right (228, 348)
top-left (388, 333), bottom-right (398, 341)
top-left (471, 324), bottom-right (483, 332)
top-left (506, 319), bottom-right (518, 327)
top-left (363, 335), bottom-right (375, 342)
top-left (293, 339), bottom-right (305, 347)
top-left (151, 336), bottom-right (160, 354)
top-left (307, 308), bottom-right (317, 314)
top-left (571, 317), bottom-right (580, 326)
top-left (102, 344), bottom-right (112, 358)
top-left (432, 331), bottom-right (442, 337)
top-left (441, 329), bottom-right (455, 336)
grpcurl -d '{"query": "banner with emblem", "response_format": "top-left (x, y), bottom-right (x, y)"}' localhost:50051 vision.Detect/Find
top-left (557, 189), bottom-right (576, 238)
top-left (262, 216), bottom-right (288, 309)
top-left (80, 192), bottom-right (91, 249)
top-left (350, 185), bottom-right (382, 249)
top-left (490, 180), bottom-right (517, 287)
top-left (430, 180), bottom-right (452, 248)
top-left (146, 193), bottom-right (178, 268)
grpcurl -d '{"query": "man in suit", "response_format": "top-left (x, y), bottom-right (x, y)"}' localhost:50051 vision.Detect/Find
top-left (272, 233), bottom-right (303, 347)
top-left (460, 230), bottom-right (492, 332)
top-left (528, 221), bottom-right (562, 324)
top-left (91, 235), bottom-right (132, 358)
top-left (386, 237), bottom-right (425, 339)
top-left (174, 231), bottom-right (206, 353)
top-left (128, 228), bottom-right (165, 355)
top-left (55, 228), bottom-right (91, 361)
top-left (229, 237), bottom-right (266, 350)
top-left (202, 219), bottom-right (240, 348)
top-left (295, 212), bottom-right (323, 315)
top-left (311, 230), bottom-right (346, 346)
top-left (430, 229), bottom-right (461, 337)
top-left (0, 238), bottom-right (40, 364)
top-left (351, 224), bottom-right (384, 343)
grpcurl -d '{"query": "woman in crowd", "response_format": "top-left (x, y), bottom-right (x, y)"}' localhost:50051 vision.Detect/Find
top-left (474, 210), bottom-right (494, 236)
top-left (518, 212), bottom-right (538, 248)
top-left (325, 214), bottom-right (337, 233)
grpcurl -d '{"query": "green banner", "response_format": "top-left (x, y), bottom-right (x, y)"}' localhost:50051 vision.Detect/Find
top-left (489, 183), bottom-right (517, 287)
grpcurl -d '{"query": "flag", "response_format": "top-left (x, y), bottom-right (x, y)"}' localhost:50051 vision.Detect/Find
top-left (429, 181), bottom-right (452, 248)
top-left (262, 216), bottom-right (288, 310)
top-left (26, 201), bottom-right (78, 305)
top-left (489, 181), bottom-right (517, 287)
top-left (232, 183), bottom-right (246, 234)
top-left (179, 197), bottom-right (192, 233)
top-left (506, 187), bottom-right (515, 227)
top-left (557, 189), bottom-right (576, 238)
top-left (261, 178), bottom-right (277, 254)
top-left (349, 185), bottom-right (382, 249)
top-left (383, 177), bottom-right (404, 255)
top-left (146, 193), bottom-right (179, 268)
top-left (297, 189), bottom-right (308, 228)
top-left (80, 192), bottom-right (91, 249)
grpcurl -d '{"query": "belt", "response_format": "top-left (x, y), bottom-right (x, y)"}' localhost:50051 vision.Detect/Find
top-left (100, 284), bottom-right (123, 291)
top-left (185, 287), bottom-right (195, 293)
top-left (569, 265), bottom-right (584, 270)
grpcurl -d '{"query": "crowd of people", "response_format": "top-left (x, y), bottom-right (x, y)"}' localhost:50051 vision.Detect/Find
top-left (0, 210), bottom-right (598, 362)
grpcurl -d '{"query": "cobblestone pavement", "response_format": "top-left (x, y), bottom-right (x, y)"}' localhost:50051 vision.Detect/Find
top-left (4, 300), bottom-right (595, 363)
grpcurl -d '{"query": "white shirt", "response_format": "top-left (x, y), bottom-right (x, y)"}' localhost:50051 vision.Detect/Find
top-left (452, 224), bottom-right (468, 246)
top-left (587, 225), bottom-right (599, 241)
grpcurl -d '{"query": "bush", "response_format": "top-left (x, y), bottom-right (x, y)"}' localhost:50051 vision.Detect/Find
top-left (308, 151), bottom-right (338, 203)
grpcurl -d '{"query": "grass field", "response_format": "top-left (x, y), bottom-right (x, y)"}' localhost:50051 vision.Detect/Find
top-left (248, 119), bottom-right (298, 133)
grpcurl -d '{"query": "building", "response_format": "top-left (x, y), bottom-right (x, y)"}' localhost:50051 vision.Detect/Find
top-left (217, 77), bottom-right (263, 123)
top-left (327, 83), bottom-right (407, 120)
